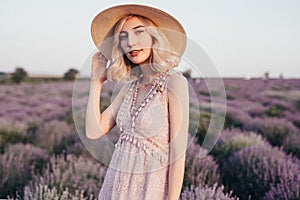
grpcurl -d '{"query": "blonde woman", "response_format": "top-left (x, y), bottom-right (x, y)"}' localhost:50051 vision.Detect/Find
top-left (86, 4), bottom-right (189, 200)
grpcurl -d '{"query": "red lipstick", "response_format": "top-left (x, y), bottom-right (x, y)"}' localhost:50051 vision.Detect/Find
top-left (129, 50), bottom-right (142, 57)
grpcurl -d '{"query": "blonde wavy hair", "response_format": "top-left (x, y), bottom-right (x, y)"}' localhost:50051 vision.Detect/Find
top-left (106, 15), bottom-right (180, 81)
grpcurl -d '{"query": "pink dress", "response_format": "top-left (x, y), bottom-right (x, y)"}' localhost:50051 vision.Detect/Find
top-left (98, 72), bottom-right (176, 200)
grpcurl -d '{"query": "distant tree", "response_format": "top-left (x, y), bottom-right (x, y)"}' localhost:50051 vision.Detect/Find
top-left (11, 67), bottom-right (28, 84)
top-left (264, 71), bottom-right (269, 80)
top-left (279, 73), bottom-right (284, 79)
top-left (182, 69), bottom-right (192, 78)
top-left (63, 68), bottom-right (79, 80)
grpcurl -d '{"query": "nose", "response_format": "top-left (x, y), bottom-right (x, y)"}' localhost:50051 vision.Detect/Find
top-left (127, 32), bottom-right (137, 48)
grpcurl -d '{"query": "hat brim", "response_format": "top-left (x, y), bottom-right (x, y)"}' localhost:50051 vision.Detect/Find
top-left (91, 4), bottom-right (187, 60)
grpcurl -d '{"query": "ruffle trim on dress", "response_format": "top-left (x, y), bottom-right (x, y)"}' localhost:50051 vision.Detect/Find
top-left (115, 132), bottom-right (169, 166)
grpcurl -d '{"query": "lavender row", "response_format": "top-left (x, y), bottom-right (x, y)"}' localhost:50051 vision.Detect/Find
top-left (1, 78), bottom-right (300, 199)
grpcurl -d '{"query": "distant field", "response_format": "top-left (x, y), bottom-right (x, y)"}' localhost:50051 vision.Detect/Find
top-left (0, 78), bottom-right (300, 199)
top-left (0, 74), bottom-right (92, 84)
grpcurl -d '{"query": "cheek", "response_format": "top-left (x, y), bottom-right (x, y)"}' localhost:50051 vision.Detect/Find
top-left (140, 34), bottom-right (153, 47)
top-left (143, 37), bottom-right (153, 55)
top-left (119, 41), bottom-right (126, 51)
top-left (146, 36), bottom-right (153, 47)
top-left (144, 48), bottom-right (152, 57)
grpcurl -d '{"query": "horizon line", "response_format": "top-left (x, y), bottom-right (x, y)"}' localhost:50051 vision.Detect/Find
top-left (1, 70), bottom-right (300, 79)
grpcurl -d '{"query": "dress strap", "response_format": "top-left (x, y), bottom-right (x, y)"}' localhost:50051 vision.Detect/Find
top-left (126, 80), bottom-right (136, 94)
top-left (160, 70), bottom-right (183, 100)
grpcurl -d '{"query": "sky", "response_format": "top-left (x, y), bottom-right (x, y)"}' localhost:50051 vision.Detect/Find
top-left (0, 0), bottom-right (300, 78)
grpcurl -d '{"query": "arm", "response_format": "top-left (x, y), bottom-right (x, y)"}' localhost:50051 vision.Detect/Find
top-left (85, 52), bottom-right (128, 140)
top-left (85, 80), bottom-right (128, 140)
top-left (167, 73), bottom-right (189, 200)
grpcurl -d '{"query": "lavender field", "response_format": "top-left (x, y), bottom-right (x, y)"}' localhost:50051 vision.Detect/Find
top-left (1, 77), bottom-right (300, 200)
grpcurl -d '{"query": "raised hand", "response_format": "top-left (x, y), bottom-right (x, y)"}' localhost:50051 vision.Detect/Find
top-left (91, 51), bottom-right (109, 83)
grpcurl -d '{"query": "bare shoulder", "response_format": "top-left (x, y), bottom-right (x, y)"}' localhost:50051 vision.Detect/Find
top-left (166, 72), bottom-right (188, 93)
top-left (166, 72), bottom-right (189, 105)
top-left (120, 80), bottom-right (133, 94)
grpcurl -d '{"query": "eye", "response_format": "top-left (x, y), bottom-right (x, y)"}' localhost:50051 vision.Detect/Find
top-left (119, 34), bottom-right (127, 41)
top-left (135, 29), bottom-right (145, 35)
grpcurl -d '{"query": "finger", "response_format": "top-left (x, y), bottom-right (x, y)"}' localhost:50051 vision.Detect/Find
top-left (92, 52), bottom-right (101, 61)
top-left (99, 53), bottom-right (108, 62)
top-left (94, 51), bottom-right (101, 57)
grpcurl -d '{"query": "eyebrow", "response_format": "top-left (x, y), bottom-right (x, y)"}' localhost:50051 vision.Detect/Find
top-left (132, 25), bottom-right (145, 29)
top-left (120, 25), bottom-right (145, 34)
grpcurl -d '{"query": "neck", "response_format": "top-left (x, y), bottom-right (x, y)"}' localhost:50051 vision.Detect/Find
top-left (139, 63), bottom-right (158, 84)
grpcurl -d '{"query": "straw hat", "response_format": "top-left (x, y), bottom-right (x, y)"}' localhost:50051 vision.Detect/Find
top-left (91, 4), bottom-right (187, 60)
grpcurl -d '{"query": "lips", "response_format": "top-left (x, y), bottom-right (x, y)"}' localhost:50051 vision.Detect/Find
top-left (128, 50), bottom-right (142, 57)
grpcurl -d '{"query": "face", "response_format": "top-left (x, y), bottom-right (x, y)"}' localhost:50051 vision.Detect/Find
top-left (119, 17), bottom-right (153, 65)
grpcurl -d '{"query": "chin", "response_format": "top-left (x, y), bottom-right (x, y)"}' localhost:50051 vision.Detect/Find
top-left (130, 58), bottom-right (149, 65)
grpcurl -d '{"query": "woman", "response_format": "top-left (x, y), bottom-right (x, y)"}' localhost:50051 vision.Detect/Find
top-left (86, 4), bottom-right (189, 200)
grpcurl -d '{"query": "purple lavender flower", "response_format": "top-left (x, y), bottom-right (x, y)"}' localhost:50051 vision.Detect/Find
top-left (258, 117), bottom-right (299, 146)
top-left (223, 145), bottom-right (300, 199)
top-left (184, 141), bottom-right (220, 188)
top-left (180, 183), bottom-right (239, 200)
top-left (29, 154), bottom-right (107, 198)
top-left (34, 120), bottom-right (78, 154)
top-left (211, 128), bottom-right (269, 162)
top-left (263, 174), bottom-right (300, 200)
top-left (0, 143), bottom-right (49, 198)
top-left (283, 133), bottom-right (300, 159)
